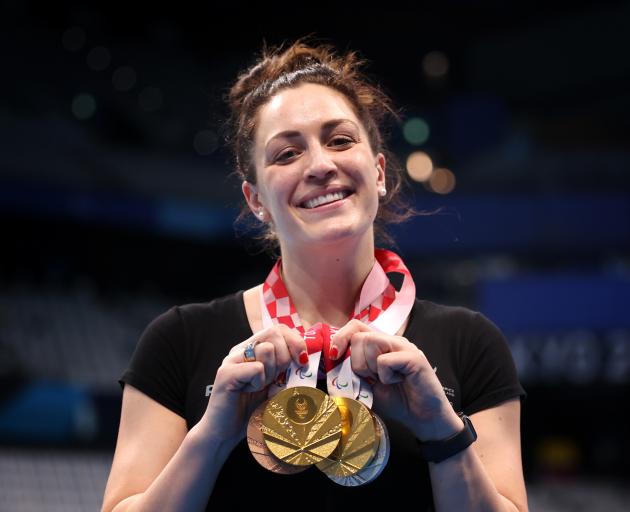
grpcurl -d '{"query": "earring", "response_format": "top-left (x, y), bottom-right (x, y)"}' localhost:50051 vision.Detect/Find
top-left (379, 188), bottom-right (387, 197)
top-left (258, 210), bottom-right (265, 219)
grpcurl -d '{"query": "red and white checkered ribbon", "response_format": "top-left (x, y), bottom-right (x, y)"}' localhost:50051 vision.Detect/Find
top-left (262, 249), bottom-right (416, 405)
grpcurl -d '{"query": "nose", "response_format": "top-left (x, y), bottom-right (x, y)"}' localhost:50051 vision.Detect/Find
top-left (305, 144), bottom-right (337, 182)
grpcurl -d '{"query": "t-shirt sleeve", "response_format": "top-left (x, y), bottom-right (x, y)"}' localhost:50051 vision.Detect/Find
top-left (119, 306), bottom-right (187, 418)
top-left (459, 312), bottom-right (526, 416)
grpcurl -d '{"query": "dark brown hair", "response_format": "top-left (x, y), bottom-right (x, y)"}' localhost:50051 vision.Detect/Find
top-left (226, 38), bottom-right (414, 251)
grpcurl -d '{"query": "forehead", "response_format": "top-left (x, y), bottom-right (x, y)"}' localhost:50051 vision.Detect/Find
top-left (255, 83), bottom-right (362, 144)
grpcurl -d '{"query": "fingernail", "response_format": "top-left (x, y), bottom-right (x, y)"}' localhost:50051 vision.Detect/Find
top-left (329, 346), bottom-right (339, 360)
top-left (299, 351), bottom-right (309, 365)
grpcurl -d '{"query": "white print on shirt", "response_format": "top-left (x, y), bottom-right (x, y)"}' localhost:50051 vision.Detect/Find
top-left (205, 384), bottom-right (213, 397)
top-left (434, 366), bottom-right (457, 407)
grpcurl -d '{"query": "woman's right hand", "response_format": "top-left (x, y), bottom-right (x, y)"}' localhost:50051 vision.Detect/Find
top-left (197, 324), bottom-right (308, 452)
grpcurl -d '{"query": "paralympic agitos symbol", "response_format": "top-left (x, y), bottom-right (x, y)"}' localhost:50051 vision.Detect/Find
top-left (295, 367), bottom-right (313, 379)
top-left (332, 376), bottom-right (349, 389)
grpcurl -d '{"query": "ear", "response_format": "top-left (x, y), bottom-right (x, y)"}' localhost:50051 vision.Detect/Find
top-left (375, 152), bottom-right (386, 189)
top-left (242, 181), bottom-right (266, 218)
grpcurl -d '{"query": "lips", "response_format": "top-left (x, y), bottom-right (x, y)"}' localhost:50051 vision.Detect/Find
top-left (298, 188), bottom-right (354, 209)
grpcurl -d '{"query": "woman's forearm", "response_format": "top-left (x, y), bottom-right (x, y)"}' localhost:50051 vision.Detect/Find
top-left (109, 424), bottom-right (232, 512)
top-left (428, 447), bottom-right (522, 512)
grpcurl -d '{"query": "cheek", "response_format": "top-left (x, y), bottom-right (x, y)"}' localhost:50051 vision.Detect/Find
top-left (258, 173), bottom-right (294, 210)
top-left (342, 152), bottom-right (377, 182)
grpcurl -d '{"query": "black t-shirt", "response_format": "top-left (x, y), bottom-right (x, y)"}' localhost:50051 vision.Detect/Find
top-left (120, 291), bottom-right (525, 511)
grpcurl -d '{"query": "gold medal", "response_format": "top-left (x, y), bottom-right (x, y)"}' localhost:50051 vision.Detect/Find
top-left (247, 402), bottom-right (308, 474)
top-left (315, 397), bottom-right (378, 477)
top-left (326, 412), bottom-right (390, 486)
top-left (262, 386), bottom-right (342, 466)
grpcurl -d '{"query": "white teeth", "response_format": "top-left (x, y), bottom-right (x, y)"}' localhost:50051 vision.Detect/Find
top-left (303, 191), bottom-right (348, 209)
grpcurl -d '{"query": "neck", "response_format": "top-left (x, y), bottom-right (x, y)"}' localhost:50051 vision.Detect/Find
top-left (278, 234), bottom-right (376, 329)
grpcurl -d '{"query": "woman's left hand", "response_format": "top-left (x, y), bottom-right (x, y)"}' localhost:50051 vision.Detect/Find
top-left (330, 319), bottom-right (463, 441)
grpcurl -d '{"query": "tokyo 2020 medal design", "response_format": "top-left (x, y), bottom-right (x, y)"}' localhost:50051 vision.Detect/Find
top-left (326, 412), bottom-right (390, 486)
top-left (262, 386), bottom-right (342, 466)
top-left (316, 397), bottom-right (378, 477)
top-left (247, 402), bottom-right (308, 474)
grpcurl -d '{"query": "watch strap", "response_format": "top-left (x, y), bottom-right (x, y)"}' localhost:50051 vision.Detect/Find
top-left (417, 413), bottom-right (477, 463)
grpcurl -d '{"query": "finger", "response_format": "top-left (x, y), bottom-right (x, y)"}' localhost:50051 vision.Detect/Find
top-left (225, 326), bottom-right (291, 369)
top-left (330, 319), bottom-right (371, 360)
top-left (255, 341), bottom-right (277, 388)
top-left (348, 333), bottom-right (374, 379)
top-left (358, 332), bottom-right (387, 377)
top-left (261, 327), bottom-right (292, 372)
top-left (376, 352), bottom-right (415, 385)
top-left (275, 324), bottom-right (309, 366)
top-left (351, 331), bottom-right (410, 370)
top-left (216, 362), bottom-right (266, 393)
top-left (351, 332), bottom-right (419, 380)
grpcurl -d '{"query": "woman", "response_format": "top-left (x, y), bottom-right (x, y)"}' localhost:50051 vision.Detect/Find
top-left (102, 41), bottom-right (528, 512)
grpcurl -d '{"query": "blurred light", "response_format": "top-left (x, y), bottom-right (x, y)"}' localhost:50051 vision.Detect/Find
top-left (138, 86), bottom-right (163, 112)
top-left (71, 93), bottom-right (96, 120)
top-left (112, 65), bottom-right (137, 91)
top-left (422, 50), bottom-right (449, 79)
top-left (428, 167), bottom-right (456, 194)
top-left (403, 117), bottom-right (430, 145)
top-left (62, 27), bottom-right (86, 52)
top-left (86, 46), bottom-right (111, 71)
top-left (193, 130), bottom-right (218, 155)
top-left (406, 151), bottom-right (433, 182)
top-left (536, 437), bottom-right (581, 471)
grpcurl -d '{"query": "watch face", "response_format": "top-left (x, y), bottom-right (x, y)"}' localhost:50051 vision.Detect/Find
top-left (464, 415), bottom-right (477, 437)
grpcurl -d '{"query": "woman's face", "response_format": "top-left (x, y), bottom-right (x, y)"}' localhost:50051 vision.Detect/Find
top-left (243, 83), bottom-right (386, 251)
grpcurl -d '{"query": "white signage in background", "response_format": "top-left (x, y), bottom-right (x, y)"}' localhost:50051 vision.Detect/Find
top-left (509, 329), bottom-right (630, 385)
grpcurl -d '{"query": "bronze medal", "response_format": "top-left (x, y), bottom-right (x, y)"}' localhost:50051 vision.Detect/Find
top-left (325, 411), bottom-right (390, 486)
top-left (315, 397), bottom-right (378, 477)
top-left (247, 402), bottom-right (308, 474)
top-left (262, 386), bottom-right (342, 466)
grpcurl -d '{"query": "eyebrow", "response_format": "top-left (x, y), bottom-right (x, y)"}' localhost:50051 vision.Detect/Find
top-left (265, 118), bottom-right (360, 149)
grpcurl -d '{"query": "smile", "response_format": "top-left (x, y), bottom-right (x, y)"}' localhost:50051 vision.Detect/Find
top-left (300, 190), bottom-right (353, 209)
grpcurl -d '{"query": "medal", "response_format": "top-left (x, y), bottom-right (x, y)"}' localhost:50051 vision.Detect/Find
top-left (325, 411), bottom-right (390, 487)
top-left (315, 396), bottom-right (378, 477)
top-left (262, 386), bottom-right (342, 466)
top-left (247, 402), bottom-right (308, 474)
top-left (247, 248), bottom-right (415, 481)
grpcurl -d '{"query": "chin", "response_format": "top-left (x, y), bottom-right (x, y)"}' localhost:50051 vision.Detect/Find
top-left (306, 222), bottom-right (372, 246)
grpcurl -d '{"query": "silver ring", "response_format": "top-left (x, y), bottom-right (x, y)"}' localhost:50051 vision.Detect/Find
top-left (243, 341), bottom-right (257, 362)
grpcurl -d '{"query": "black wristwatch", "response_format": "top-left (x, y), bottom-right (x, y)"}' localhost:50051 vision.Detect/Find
top-left (417, 414), bottom-right (477, 463)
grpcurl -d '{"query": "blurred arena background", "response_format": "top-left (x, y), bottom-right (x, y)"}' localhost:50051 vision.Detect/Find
top-left (1, 1), bottom-right (629, 510)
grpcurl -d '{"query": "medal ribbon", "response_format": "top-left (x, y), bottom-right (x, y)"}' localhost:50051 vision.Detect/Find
top-left (267, 322), bottom-right (323, 398)
top-left (261, 249), bottom-right (415, 406)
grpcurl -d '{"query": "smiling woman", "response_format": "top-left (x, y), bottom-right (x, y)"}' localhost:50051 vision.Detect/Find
top-left (102, 39), bottom-right (528, 512)
top-left (242, 83), bottom-right (386, 254)
top-left (229, 42), bottom-right (413, 253)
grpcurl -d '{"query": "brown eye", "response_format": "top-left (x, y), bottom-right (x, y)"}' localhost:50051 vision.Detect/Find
top-left (275, 148), bottom-right (299, 163)
top-left (329, 136), bottom-right (354, 148)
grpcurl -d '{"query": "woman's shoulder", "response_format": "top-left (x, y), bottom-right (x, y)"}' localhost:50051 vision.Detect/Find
top-left (410, 298), bottom-right (484, 324)
top-left (145, 290), bottom-right (249, 339)
top-left (407, 298), bottom-right (506, 345)
top-left (176, 290), bottom-right (246, 317)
